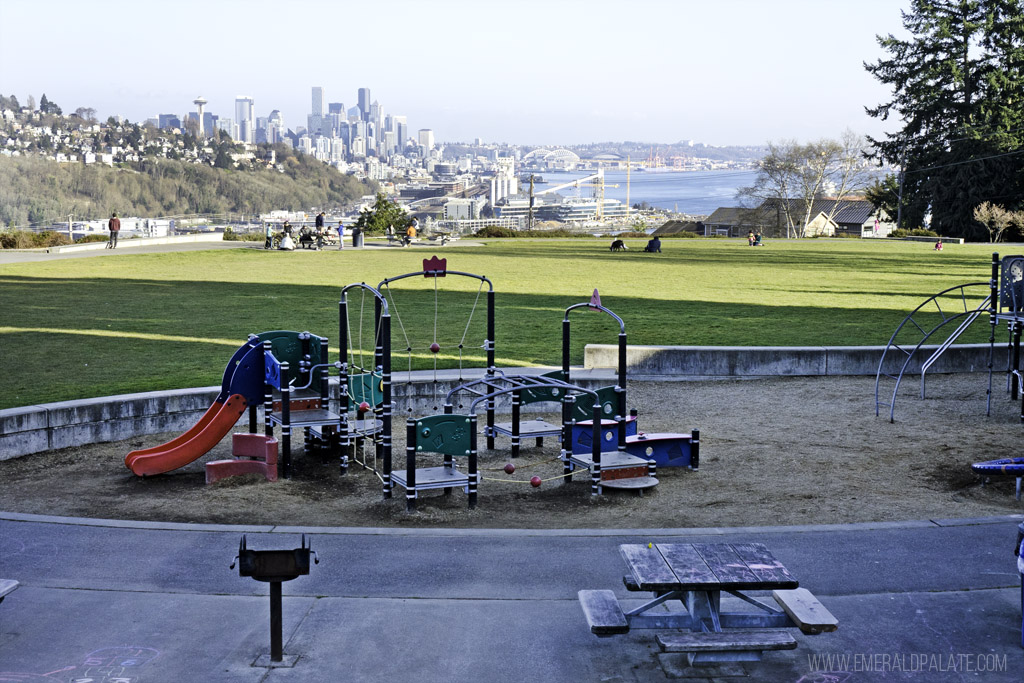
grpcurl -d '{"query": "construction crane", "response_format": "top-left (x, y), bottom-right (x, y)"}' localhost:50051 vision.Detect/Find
top-left (533, 169), bottom-right (619, 220)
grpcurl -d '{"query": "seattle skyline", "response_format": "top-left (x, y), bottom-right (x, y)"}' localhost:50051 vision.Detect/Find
top-left (0, 0), bottom-right (907, 147)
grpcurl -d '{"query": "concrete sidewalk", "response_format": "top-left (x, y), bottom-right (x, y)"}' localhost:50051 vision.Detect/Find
top-left (1, 513), bottom-right (1022, 682)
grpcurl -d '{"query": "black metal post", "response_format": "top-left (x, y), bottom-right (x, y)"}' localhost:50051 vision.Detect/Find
top-left (281, 361), bottom-right (291, 479)
top-left (511, 388), bottom-right (521, 458)
top-left (617, 331), bottom-right (628, 453)
top-left (1014, 323), bottom-right (1021, 401)
top-left (562, 393), bottom-right (573, 482)
top-left (382, 313), bottom-right (393, 499)
top-left (469, 413), bottom-right (478, 509)
top-left (270, 581), bottom-right (283, 661)
top-left (562, 318), bottom-right (571, 382)
top-left (406, 417), bottom-right (417, 512)
top-left (591, 403), bottom-right (602, 496)
top-left (691, 429), bottom-right (700, 469)
top-left (989, 253), bottom-right (999, 416)
top-left (340, 296), bottom-right (350, 472)
top-left (486, 290), bottom-right (495, 450)
top-left (263, 341), bottom-right (274, 441)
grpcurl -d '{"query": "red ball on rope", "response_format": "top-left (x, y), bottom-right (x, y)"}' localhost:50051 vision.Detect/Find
top-left (429, 342), bottom-right (440, 353)
top-left (357, 401), bottom-right (371, 415)
top-left (530, 476), bottom-right (542, 488)
top-left (503, 463), bottom-right (515, 475)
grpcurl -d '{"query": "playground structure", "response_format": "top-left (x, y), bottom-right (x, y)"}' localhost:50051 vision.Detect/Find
top-left (874, 253), bottom-right (1024, 497)
top-left (125, 256), bottom-right (701, 512)
top-left (126, 330), bottom-right (338, 482)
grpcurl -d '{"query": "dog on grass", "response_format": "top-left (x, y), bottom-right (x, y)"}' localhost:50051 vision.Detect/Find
top-left (610, 239), bottom-right (627, 252)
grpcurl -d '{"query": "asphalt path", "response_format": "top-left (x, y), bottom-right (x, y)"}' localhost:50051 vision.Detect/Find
top-left (1, 513), bottom-right (1022, 682)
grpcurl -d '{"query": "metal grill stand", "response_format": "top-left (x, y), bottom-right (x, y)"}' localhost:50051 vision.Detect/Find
top-left (231, 534), bottom-right (318, 667)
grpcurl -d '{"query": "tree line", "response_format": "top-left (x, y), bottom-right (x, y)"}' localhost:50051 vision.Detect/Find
top-left (864, 0), bottom-right (1024, 241)
top-left (0, 146), bottom-right (371, 227)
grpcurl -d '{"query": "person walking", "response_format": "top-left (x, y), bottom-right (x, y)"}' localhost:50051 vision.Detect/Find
top-left (337, 222), bottom-right (345, 250)
top-left (107, 212), bottom-right (121, 249)
top-left (264, 222), bottom-right (274, 250)
top-left (315, 212), bottom-right (325, 250)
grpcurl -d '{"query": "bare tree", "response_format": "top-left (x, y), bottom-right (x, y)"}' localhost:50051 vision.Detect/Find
top-left (974, 202), bottom-right (1020, 243)
top-left (738, 130), bottom-right (874, 238)
top-left (73, 107), bottom-right (97, 122)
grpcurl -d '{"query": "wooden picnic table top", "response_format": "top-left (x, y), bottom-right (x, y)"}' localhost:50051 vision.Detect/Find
top-left (619, 542), bottom-right (799, 593)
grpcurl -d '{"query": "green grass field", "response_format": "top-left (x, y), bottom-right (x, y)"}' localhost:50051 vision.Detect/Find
top-left (0, 238), bottom-right (1006, 410)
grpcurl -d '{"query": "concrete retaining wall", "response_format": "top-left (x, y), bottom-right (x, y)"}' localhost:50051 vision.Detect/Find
top-left (584, 343), bottom-right (1003, 377)
top-left (0, 344), bottom-right (1005, 461)
top-left (1, 388), bottom-right (219, 461)
top-left (0, 370), bottom-right (614, 461)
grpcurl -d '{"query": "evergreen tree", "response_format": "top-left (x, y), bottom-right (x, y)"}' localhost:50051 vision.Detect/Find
top-left (865, 0), bottom-right (1024, 239)
top-left (353, 193), bottom-right (408, 235)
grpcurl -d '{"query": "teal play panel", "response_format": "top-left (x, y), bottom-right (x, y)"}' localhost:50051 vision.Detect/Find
top-left (414, 414), bottom-right (473, 457)
top-left (346, 372), bottom-right (385, 410)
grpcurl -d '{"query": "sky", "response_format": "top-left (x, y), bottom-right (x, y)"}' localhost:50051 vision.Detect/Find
top-left (0, 0), bottom-right (909, 147)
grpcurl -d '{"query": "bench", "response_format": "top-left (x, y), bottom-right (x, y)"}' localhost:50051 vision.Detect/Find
top-left (657, 630), bottom-right (797, 653)
top-left (0, 579), bottom-right (19, 605)
top-left (578, 589), bottom-right (629, 636)
top-left (772, 588), bottom-right (838, 634)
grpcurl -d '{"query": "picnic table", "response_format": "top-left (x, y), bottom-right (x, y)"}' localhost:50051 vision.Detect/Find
top-left (579, 542), bottom-right (837, 665)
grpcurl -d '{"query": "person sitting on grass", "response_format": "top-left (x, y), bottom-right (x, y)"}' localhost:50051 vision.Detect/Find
top-left (934, 239), bottom-right (943, 251)
top-left (644, 236), bottom-right (662, 253)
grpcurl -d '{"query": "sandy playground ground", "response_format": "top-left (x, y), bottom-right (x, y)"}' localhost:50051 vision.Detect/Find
top-left (1, 373), bottom-right (1022, 529)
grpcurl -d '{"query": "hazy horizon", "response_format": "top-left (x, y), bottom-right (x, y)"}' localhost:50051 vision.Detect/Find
top-left (0, 0), bottom-right (908, 147)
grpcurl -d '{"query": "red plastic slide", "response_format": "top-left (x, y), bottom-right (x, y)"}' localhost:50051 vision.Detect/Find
top-left (125, 394), bottom-right (249, 476)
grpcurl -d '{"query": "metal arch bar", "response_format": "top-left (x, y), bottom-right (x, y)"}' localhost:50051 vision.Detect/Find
top-left (563, 301), bottom-right (626, 333)
top-left (341, 282), bottom-right (389, 316)
top-left (465, 379), bottom-right (598, 414)
top-left (377, 270), bottom-right (494, 292)
top-left (874, 282), bottom-right (989, 420)
top-left (884, 305), bottom-right (990, 422)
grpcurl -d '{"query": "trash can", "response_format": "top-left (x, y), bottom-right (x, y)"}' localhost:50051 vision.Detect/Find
top-left (1017, 522), bottom-right (1024, 648)
top-left (352, 226), bottom-right (364, 248)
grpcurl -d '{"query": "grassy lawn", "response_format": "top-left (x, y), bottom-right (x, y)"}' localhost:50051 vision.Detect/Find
top-left (0, 237), bottom-right (1005, 409)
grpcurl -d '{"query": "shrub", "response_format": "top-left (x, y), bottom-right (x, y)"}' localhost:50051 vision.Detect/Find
top-left (76, 234), bottom-right (109, 244)
top-left (889, 228), bottom-right (939, 238)
top-left (474, 226), bottom-right (516, 238)
top-left (0, 229), bottom-right (72, 249)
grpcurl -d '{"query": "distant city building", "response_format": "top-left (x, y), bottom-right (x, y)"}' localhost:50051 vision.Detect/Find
top-left (216, 117), bottom-right (237, 139)
top-left (203, 112), bottom-right (217, 136)
top-left (267, 110), bottom-right (284, 144)
top-left (158, 113), bottom-right (181, 130)
top-left (418, 129), bottom-right (434, 150)
top-left (358, 87), bottom-right (371, 121)
top-left (328, 102), bottom-right (345, 115)
top-left (235, 96), bottom-right (254, 143)
top-left (443, 198), bottom-right (485, 220)
top-left (310, 86), bottom-right (324, 139)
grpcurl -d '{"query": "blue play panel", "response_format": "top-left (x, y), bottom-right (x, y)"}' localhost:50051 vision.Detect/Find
top-left (571, 416), bottom-right (637, 454)
top-left (625, 432), bottom-right (698, 468)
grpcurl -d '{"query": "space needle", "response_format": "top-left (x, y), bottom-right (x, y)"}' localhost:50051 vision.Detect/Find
top-left (193, 96), bottom-right (207, 136)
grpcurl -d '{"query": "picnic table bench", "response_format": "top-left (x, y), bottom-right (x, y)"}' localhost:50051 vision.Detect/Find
top-left (0, 579), bottom-right (19, 605)
top-left (579, 542), bottom-right (837, 665)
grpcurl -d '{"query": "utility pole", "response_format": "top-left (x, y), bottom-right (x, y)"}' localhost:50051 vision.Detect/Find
top-left (528, 175), bottom-right (535, 231)
top-left (896, 145), bottom-right (907, 232)
top-left (67, 214), bottom-right (73, 241)
top-left (626, 156), bottom-right (631, 218)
